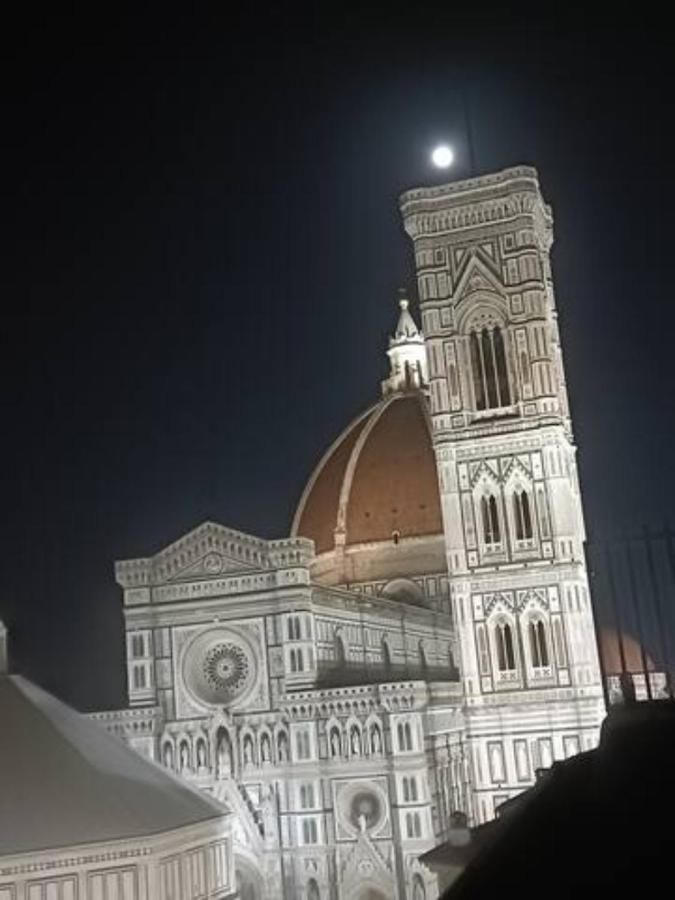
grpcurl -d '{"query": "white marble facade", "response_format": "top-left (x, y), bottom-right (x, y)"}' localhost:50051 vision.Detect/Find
top-left (96, 166), bottom-right (605, 900)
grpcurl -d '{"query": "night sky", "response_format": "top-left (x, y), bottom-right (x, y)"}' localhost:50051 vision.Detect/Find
top-left (2, 12), bottom-right (673, 710)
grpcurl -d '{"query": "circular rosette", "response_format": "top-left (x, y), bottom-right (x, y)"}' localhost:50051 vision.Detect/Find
top-left (339, 781), bottom-right (387, 835)
top-left (182, 628), bottom-right (257, 708)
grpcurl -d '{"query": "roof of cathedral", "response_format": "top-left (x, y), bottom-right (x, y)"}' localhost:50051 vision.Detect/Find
top-left (292, 390), bottom-right (443, 555)
top-left (0, 674), bottom-right (226, 856)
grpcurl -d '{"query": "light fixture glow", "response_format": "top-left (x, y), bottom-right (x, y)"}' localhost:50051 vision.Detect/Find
top-left (431, 145), bottom-right (454, 168)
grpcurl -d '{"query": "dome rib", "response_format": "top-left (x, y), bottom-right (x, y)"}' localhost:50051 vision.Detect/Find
top-left (334, 395), bottom-right (396, 537)
top-left (292, 405), bottom-right (375, 553)
top-left (293, 392), bottom-right (443, 556)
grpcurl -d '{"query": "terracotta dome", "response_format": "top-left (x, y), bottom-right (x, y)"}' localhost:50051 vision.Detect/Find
top-left (291, 391), bottom-right (446, 586)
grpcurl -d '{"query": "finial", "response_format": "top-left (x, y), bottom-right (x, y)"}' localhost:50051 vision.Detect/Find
top-left (397, 287), bottom-right (409, 311)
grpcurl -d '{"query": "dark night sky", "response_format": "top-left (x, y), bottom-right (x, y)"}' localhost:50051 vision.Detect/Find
top-left (2, 11), bottom-right (673, 710)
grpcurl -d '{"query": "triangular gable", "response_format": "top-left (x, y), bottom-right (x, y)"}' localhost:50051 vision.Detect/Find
top-left (153, 521), bottom-right (267, 583)
top-left (453, 252), bottom-right (505, 303)
top-left (340, 830), bottom-right (394, 898)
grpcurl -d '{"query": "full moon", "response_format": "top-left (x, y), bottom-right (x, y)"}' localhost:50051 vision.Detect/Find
top-left (431, 145), bottom-right (454, 168)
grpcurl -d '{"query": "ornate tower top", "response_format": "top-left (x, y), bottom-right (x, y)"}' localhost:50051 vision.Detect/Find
top-left (381, 293), bottom-right (428, 396)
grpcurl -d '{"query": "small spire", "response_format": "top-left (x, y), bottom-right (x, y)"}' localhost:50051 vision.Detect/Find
top-left (381, 291), bottom-right (428, 396)
top-left (393, 289), bottom-right (421, 340)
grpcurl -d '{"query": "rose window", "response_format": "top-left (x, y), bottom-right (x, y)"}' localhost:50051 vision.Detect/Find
top-left (182, 628), bottom-right (257, 707)
top-left (203, 643), bottom-right (249, 694)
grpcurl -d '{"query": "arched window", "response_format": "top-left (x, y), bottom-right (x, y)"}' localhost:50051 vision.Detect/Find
top-left (403, 777), bottom-right (410, 802)
top-left (396, 722), bottom-right (412, 750)
top-left (419, 641), bottom-right (428, 677)
top-left (287, 616), bottom-right (301, 640)
top-left (529, 619), bottom-right (549, 668)
top-left (470, 326), bottom-right (511, 410)
top-left (495, 622), bottom-right (516, 672)
top-left (382, 639), bottom-right (392, 673)
top-left (335, 634), bottom-right (346, 665)
top-left (302, 818), bottom-right (318, 844)
top-left (290, 649), bottom-right (297, 672)
top-left (132, 665), bottom-right (147, 690)
top-left (397, 721), bottom-right (413, 751)
top-left (300, 783), bottom-right (315, 808)
top-left (406, 812), bottom-right (422, 838)
top-left (513, 490), bottom-right (533, 540)
top-left (481, 494), bottom-right (501, 545)
top-left (307, 879), bottom-right (321, 900)
top-left (412, 876), bottom-right (426, 900)
top-left (296, 729), bottom-right (311, 760)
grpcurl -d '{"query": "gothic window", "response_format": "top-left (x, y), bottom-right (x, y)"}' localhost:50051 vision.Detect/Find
top-left (495, 622), bottom-right (516, 672)
top-left (131, 634), bottom-right (144, 657)
top-left (300, 783), bottom-right (315, 809)
top-left (301, 818), bottom-right (318, 844)
top-left (132, 664), bottom-right (147, 689)
top-left (513, 489), bottom-right (533, 540)
top-left (529, 619), bottom-right (550, 668)
top-left (382, 639), bottom-right (392, 673)
top-left (470, 326), bottom-right (511, 410)
top-left (397, 721), bottom-right (414, 751)
top-left (412, 875), bottom-right (426, 900)
top-left (307, 879), bottom-right (321, 900)
top-left (335, 634), bottom-right (346, 665)
top-left (419, 641), bottom-right (428, 677)
top-left (402, 775), bottom-right (418, 802)
top-left (406, 812), bottom-right (422, 838)
top-left (296, 728), bottom-right (312, 761)
top-left (288, 616), bottom-right (301, 640)
top-left (481, 494), bottom-right (501, 546)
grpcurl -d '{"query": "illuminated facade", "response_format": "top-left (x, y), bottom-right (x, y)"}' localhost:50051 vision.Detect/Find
top-left (95, 166), bottom-right (604, 900)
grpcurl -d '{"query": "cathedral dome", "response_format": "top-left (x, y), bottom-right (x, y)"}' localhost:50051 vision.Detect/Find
top-left (291, 390), bottom-right (446, 587)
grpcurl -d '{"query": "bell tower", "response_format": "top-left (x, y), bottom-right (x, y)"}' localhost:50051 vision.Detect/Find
top-left (399, 166), bottom-right (605, 822)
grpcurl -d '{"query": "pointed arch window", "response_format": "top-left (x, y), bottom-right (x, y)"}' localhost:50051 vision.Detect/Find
top-left (397, 721), bottom-right (414, 751)
top-left (382, 639), bottom-right (392, 673)
top-left (529, 619), bottom-right (550, 668)
top-left (513, 489), bottom-right (533, 540)
top-left (495, 622), bottom-right (516, 672)
top-left (470, 326), bottom-right (511, 411)
top-left (481, 495), bottom-right (501, 546)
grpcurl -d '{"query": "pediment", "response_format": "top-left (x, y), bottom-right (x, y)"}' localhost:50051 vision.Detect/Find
top-left (453, 252), bottom-right (504, 302)
top-left (165, 551), bottom-right (255, 582)
top-left (153, 521), bottom-right (267, 584)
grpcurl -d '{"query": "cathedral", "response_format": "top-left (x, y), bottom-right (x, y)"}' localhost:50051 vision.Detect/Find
top-left (93, 165), bottom-right (605, 900)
